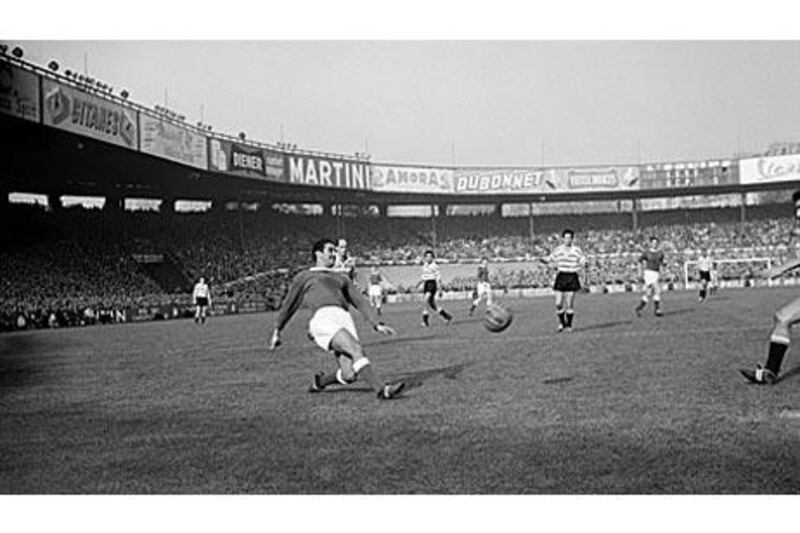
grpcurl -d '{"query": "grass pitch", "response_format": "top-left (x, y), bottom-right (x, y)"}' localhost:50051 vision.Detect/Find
top-left (2, 287), bottom-right (800, 494)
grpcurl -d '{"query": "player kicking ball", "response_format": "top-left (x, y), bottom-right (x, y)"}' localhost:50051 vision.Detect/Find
top-left (741, 190), bottom-right (800, 385)
top-left (269, 238), bottom-right (405, 400)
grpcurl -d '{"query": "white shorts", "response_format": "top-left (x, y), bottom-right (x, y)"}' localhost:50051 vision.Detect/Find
top-left (476, 281), bottom-right (491, 298)
top-left (643, 270), bottom-right (660, 287)
top-left (308, 306), bottom-right (359, 351)
top-left (368, 284), bottom-right (383, 298)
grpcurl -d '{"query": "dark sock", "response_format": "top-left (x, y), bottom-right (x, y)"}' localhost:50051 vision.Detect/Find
top-left (356, 363), bottom-right (384, 393)
top-left (699, 289), bottom-right (706, 299)
top-left (636, 300), bottom-right (646, 310)
top-left (422, 312), bottom-right (429, 326)
top-left (376, 307), bottom-right (382, 316)
top-left (469, 304), bottom-right (476, 316)
top-left (654, 301), bottom-right (661, 312)
top-left (766, 342), bottom-right (788, 375)
top-left (439, 308), bottom-right (452, 320)
top-left (565, 311), bottom-right (574, 328)
top-left (557, 310), bottom-right (566, 327)
top-left (318, 372), bottom-right (342, 388)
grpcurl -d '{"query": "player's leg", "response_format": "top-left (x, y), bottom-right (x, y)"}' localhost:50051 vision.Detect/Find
top-left (555, 290), bottom-right (566, 331)
top-left (469, 287), bottom-right (480, 317)
top-left (742, 297), bottom-right (800, 384)
top-left (653, 279), bottom-right (663, 316)
top-left (485, 283), bottom-right (493, 307)
top-left (430, 289), bottom-right (452, 323)
top-left (564, 291), bottom-right (576, 330)
top-left (698, 276), bottom-right (706, 302)
top-left (635, 282), bottom-right (649, 316)
top-left (194, 304), bottom-right (201, 324)
top-left (421, 291), bottom-right (432, 326)
top-left (327, 329), bottom-right (404, 399)
top-left (201, 304), bottom-right (207, 324)
top-left (312, 350), bottom-right (357, 390)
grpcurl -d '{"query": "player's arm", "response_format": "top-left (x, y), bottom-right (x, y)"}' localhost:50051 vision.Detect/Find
top-left (345, 279), bottom-right (395, 335)
top-left (761, 257), bottom-right (800, 279)
top-left (269, 274), bottom-right (305, 350)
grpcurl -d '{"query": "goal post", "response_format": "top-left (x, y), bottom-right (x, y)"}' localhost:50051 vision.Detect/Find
top-left (683, 257), bottom-right (773, 288)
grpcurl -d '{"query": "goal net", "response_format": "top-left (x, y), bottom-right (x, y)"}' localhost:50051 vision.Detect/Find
top-left (683, 257), bottom-right (773, 288)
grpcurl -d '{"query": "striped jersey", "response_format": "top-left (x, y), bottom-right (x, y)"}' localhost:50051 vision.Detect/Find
top-left (192, 282), bottom-right (210, 299)
top-left (697, 257), bottom-right (713, 272)
top-left (545, 245), bottom-right (586, 273)
top-left (334, 253), bottom-right (356, 279)
top-left (368, 272), bottom-right (382, 285)
top-left (420, 261), bottom-right (442, 281)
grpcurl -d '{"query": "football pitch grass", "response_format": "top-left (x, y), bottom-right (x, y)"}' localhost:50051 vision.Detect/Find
top-left (2, 287), bottom-right (800, 494)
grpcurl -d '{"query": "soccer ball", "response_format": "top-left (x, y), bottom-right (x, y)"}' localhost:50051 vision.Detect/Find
top-left (484, 304), bottom-right (512, 333)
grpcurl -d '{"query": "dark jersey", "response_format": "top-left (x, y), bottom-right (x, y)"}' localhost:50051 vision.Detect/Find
top-left (640, 249), bottom-right (665, 272)
top-left (275, 267), bottom-right (378, 331)
top-left (476, 265), bottom-right (489, 283)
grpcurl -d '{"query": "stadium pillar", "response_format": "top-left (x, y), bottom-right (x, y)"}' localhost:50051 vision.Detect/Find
top-left (377, 204), bottom-right (388, 217)
top-left (47, 193), bottom-right (62, 212)
top-left (431, 204), bottom-right (438, 250)
top-left (161, 197), bottom-right (176, 214)
top-left (528, 202), bottom-right (535, 241)
top-left (495, 203), bottom-right (503, 218)
top-left (104, 194), bottom-right (124, 212)
top-left (631, 199), bottom-right (639, 231)
top-left (740, 192), bottom-right (747, 233)
top-left (321, 202), bottom-right (332, 217)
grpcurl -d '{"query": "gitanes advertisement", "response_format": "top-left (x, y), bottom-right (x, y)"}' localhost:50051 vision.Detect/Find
top-left (41, 78), bottom-right (137, 149)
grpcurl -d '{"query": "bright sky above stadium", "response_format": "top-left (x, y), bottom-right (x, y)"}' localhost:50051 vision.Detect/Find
top-left (6, 39), bottom-right (800, 169)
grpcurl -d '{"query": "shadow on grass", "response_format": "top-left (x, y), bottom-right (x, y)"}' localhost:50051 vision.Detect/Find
top-left (315, 361), bottom-right (476, 395)
top-left (363, 332), bottom-right (440, 348)
top-left (777, 363), bottom-right (800, 384)
top-left (659, 307), bottom-right (696, 317)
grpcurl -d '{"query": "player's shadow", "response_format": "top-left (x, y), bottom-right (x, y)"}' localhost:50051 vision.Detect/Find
top-left (317, 362), bottom-right (474, 395)
top-left (577, 320), bottom-right (632, 332)
top-left (392, 361), bottom-right (475, 391)
top-left (659, 307), bottom-right (695, 317)
top-left (777, 363), bottom-right (800, 384)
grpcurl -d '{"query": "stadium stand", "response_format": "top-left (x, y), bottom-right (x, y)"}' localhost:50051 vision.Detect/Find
top-left (1, 200), bottom-right (797, 331)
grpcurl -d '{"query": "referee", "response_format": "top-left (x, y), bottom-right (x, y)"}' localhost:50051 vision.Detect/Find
top-left (540, 229), bottom-right (587, 332)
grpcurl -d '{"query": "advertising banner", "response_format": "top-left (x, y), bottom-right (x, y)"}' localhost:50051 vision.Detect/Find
top-left (640, 160), bottom-right (736, 189)
top-left (0, 61), bottom-right (40, 122)
top-left (140, 113), bottom-right (207, 169)
top-left (370, 165), bottom-right (454, 194)
top-left (286, 154), bottom-right (370, 190)
top-left (41, 78), bottom-right (137, 149)
top-left (453, 166), bottom-right (639, 194)
top-left (208, 138), bottom-right (284, 181)
top-left (740, 154), bottom-right (800, 185)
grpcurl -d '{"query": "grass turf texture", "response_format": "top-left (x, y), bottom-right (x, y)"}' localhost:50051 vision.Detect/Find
top-left (2, 287), bottom-right (800, 494)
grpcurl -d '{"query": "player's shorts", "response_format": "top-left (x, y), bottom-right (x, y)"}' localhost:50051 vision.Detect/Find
top-left (643, 270), bottom-right (660, 287)
top-left (195, 296), bottom-right (209, 307)
top-left (368, 284), bottom-right (383, 298)
top-left (423, 280), bottom-right (438, 294)
top-left (308, 306), bottom-right (358, 351)
top-left (699, 270), bottom-right (711, 282)
top-left (476, 281), bottom-right (491, 298)
top-left (553, 272), bottom-right (581, 292)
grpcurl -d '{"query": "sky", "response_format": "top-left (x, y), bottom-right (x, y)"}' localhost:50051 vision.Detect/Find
top-left (8, 39), bottom-right (800, 168)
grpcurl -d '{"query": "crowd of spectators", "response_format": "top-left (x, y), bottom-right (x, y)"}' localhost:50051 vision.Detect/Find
top-left (1, 201), bottom-right (797, 332)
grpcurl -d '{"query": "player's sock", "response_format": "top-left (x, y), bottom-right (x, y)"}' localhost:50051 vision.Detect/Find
top-left (469, 303), bottom-right (476, 316)
top-left (699, 288), bottom-right (706, 300)
top-left (422, 311), bottom-right (429, 326)
top-left (654, 300), bottom-right (661, 314)
top-left (439, 308), bottom-right (452, 321)
top-left (317, 369), bottom-right (352, 388)
top-left (376, 306), bottom-right (382, 316)
top-left (556, 310), bottom-right (566, 327)
top-left (565, 310), bottom-right (574, 328)
top-left (353, 358), bottom-right (383, 393)
top-left (766, 340), bottom-right (789, 375)
top-left (635, 299), bottom-right (646, 311)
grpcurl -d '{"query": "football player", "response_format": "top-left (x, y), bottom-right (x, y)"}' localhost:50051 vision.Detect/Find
top-left (635, 236), bottom-right (666, 317)
top-left (416, 249), bottom-right (453, 327)
top-left (269, 238), bottom-right (404, 400)
top-left (469, 257), bottom-right (493, 317)
top-left (192, 276), bottom-right (211, 325)
top-left (540, 229), bottom-right (587, 332)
